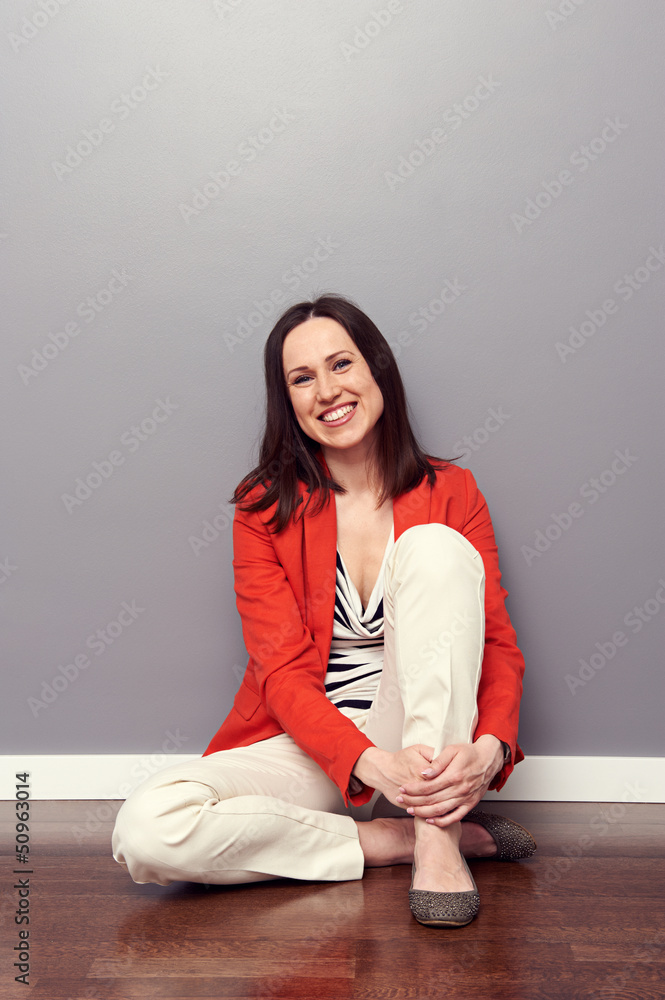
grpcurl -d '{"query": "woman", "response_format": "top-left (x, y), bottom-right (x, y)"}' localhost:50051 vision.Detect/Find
top-left (112, 294), bottom-right (535, 928)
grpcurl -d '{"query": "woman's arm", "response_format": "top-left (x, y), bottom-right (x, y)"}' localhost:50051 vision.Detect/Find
top-left (232, 499), bottom-right (377, 807)
top-left (459, 467), bottom-right (525, 788)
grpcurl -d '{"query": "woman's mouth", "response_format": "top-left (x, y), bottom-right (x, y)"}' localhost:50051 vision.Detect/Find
top-left (318, 402), bottom-right (357, 426)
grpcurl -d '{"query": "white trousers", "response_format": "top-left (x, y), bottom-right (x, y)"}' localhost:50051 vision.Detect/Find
top-left (112, 524), bottom-right (485, 886)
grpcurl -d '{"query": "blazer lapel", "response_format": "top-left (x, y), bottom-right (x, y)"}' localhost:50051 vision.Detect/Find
top-left (301, 462), bottom-right (337, 665)
top-left (394, 475), bottom-right (432, 538)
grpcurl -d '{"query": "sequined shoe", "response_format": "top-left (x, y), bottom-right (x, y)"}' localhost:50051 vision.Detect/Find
top-left (462, 809), bottom-right (537, 861)
top-left (408, 855), bottom-right (480, 928)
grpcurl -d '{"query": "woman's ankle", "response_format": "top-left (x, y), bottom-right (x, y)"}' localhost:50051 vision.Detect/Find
top-left (459, 820), bottom-right (498, 858)
top-left (411, 819), bottom-right (474, 891)
top-left (356, 817), bottom-right (414, 867)
top-left (414, 816), bottom-right (462, 846)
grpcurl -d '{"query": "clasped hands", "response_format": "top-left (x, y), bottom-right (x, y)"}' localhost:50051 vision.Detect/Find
top-left (352, 734), bottom-right (504, 827)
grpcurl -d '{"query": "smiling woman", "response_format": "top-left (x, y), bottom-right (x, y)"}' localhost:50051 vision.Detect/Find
top-left (233, 295), bottom-right (445, 533)
top-left (112, 293), bottom-right (535, 929)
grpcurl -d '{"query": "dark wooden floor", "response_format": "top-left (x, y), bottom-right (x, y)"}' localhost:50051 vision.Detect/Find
top-left (1, 800), bottom-right (664, 1000)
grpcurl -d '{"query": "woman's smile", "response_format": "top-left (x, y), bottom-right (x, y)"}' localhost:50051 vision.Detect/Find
top-left (318, 402), bottom-right (358, 425)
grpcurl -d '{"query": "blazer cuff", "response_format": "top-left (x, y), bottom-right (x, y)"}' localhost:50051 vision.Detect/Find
top-left (488, 742), bottom-right (524, 792)
top-left (345, 777), bottom-right (375, 807)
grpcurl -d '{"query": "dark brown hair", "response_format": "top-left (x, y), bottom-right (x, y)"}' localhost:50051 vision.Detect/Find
top-left (231, 293), bottom-right (450, 531)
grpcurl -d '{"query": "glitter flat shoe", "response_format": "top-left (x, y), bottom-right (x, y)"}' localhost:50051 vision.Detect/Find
top-left (408, 855), bottom-right (480, 928)
top-left (462, 809), bottom-right (537, 861)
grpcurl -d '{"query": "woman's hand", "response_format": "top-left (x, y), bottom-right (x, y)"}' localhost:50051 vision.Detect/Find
top-left (352, 744), bottom-right (441, 808)
top-left (394, 735), bottom-right (505, 826)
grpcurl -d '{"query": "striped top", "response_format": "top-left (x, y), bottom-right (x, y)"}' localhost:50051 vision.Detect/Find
top-left (324, 527), bottom-right (395, 710)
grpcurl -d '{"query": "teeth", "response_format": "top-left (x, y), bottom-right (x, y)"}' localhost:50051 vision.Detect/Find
top-left (321, 404), bottom-right (355, 422)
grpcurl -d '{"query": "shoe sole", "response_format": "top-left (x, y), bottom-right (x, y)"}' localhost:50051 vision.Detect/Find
top-left (411, 913), bottom-right (476, 928)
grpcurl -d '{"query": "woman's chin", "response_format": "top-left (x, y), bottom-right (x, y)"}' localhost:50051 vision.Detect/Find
top-left (320, 428), bottom-right (378, 457)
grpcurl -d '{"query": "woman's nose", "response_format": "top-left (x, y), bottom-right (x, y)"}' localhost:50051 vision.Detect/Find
top-left (315, 372), bottom-right (340, 401)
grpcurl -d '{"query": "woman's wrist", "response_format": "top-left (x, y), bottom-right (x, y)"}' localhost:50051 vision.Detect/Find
top-left (473, 734), bottom-right (505, 778)
top-left (352, 746), bottom-right (387, 788)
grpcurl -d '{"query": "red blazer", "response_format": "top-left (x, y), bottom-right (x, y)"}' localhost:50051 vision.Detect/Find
top-left (203, 460), bottom-right (526, 807)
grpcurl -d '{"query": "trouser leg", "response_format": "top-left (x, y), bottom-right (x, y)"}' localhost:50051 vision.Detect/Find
top-left (354, 523), bottom-right (485, 818)
top-left (112, 734), bottom-right (365, 886)
top-left (112, 523), bottom-right (485, 884)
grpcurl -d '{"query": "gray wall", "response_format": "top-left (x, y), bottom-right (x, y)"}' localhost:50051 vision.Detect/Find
top-left (2, 0), bottom-right (663, 757)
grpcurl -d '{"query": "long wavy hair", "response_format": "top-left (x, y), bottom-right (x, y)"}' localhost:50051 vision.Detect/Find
top-left (231, 293), bottom-right (450, 532)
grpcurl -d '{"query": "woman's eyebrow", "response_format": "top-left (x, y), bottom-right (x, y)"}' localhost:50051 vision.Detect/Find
top-left (286, 350), bottom-right (354, 378)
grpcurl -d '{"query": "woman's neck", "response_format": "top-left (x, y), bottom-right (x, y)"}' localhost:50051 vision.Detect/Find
top-left (322, 444), bottom-right (382, 501)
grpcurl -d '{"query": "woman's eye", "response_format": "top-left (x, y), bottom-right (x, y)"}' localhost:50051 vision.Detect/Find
top-left (289, 359), bottom-right (351, 386)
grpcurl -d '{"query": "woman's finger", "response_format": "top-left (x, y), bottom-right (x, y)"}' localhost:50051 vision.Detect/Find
top-left (423, 803), bottom-right (471, 827)
top-left (396, 782), bottom-right (456, 806)
top-left (398, 768), bottom-right (475, 801)
top-left (400, 783), bottom-right (475, 811)
top-left (406, 797), bottom-right (468, 820)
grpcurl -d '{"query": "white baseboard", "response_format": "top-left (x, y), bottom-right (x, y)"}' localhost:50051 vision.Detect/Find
top-left (2, 754), bottom-right (664, 802)
top-left (482, 755), bottom-right (664, 803)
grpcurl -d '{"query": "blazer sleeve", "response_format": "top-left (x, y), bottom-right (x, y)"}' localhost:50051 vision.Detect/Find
top-left (459, 468), bottom-right (526, 790)
top-left (232, 500), bottom-right (376, 807)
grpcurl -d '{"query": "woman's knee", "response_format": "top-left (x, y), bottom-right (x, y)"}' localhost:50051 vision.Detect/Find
top-left (112, 778), bottom-right (211, 883)
top-left (391, 523), bottom-right (484, 586)
top-left (112, 785), bottom-right (163, 869)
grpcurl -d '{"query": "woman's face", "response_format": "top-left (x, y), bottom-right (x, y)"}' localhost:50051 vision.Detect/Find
top-left (282, 317), bottom-right (384, 458)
